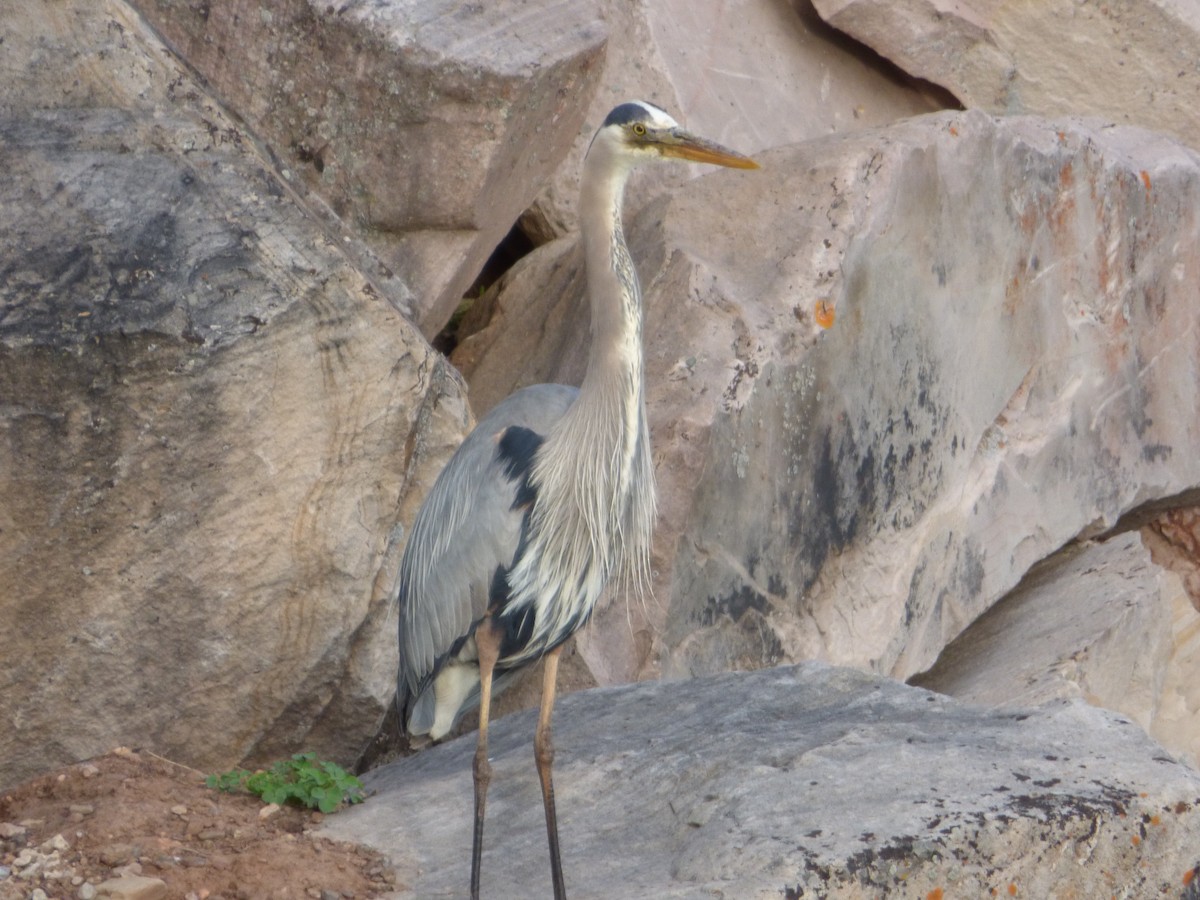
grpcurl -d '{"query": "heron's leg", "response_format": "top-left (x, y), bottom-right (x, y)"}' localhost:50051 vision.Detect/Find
top-left (472, 618), bottom-right (502, 900)
top-left (535, 643), bottom-right (567, 900)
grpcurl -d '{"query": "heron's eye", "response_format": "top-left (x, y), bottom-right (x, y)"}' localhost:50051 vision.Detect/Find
top-left (632, 123), bottom-right (646, 136)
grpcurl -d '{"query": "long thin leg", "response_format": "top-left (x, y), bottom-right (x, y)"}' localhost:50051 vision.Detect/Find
top-left (535, 644), bottom-right (567, 900)
top-left (472, 619), bottom-right (502, 900)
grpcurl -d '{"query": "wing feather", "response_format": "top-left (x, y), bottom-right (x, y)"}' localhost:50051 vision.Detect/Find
top-left (396, 384), bottom-right (578, 714)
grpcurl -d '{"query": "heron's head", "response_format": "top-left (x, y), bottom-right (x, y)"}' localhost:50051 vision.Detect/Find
top-left (588, 100), bottom-right (759, 173)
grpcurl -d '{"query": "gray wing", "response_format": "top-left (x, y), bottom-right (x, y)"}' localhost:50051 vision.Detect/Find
top-left (396, 383), bottom-right (578, 722)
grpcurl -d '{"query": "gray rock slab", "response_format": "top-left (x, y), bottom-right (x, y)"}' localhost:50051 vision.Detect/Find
top-left (0, 1), bottom-right (468, 788)
top-left (129, 0), bottom-right (607, 335)
top-left (322, 663), bottom-right (1200, 898)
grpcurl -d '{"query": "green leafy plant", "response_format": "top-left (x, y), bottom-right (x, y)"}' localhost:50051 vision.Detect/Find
top-left (205, 752), bottom-right (366, 814)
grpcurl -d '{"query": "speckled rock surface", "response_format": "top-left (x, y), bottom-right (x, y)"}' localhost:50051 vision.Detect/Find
top-left (323, 663), bottom-right (1200, 898)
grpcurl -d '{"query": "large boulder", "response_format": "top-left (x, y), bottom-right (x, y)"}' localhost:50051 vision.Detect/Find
top-left (811, 0), bottom-right (1200, 151)
top-left (913, 531), bottom-right (1200, 768)
top-left (321, 663), bottom-right (1200, 898)
top-left (454, 110), bottom-right (1200, 704)
top-left (0, 0), bottom-right (467, 789)
top-left (129, 0), bottom-right (608, 335)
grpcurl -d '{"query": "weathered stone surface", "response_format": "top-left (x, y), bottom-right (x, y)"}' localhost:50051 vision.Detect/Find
top-left (811, 0), bottom-right (1200, 151)
top-left (0, 1), bottom-right (468, 789)
top-left (455, 110), bottom-right (1200, 700)
top-left (660, 112), bottom-right (1200, 686)
top-left (322, 663), bottom-right (1200, 898)
top-left (912, 531), bottom-right (1200, 768)
top-left (129, 0), bottom-right (607, 335)
top-left (521, 0), bottom-right (951, 243)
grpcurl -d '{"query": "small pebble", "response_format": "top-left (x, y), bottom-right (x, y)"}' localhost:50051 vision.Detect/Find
top-left (98, 843), bottom-right (135, 867)
top-left (42, 833), bottom-right (71, 853)
top-left (171, 805), bottom-right (189, 817)
top-left (31, 889), bottom-right (48, 900)
top-left (79, 884), bottom-right (98, 900)
top-left (0, 822), bottom-right (26, 839)
top-left (70, 804), bottom-right (96, 816)
top-left (257, 803), bottom-right (281, 820)
top-left (81, 764), bottom-right (101, 778)
top-left (185, 819), bottom-right (208, 837)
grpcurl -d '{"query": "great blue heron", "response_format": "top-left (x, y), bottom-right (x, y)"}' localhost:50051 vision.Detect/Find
top-left (396, 100), bottom-right (757, 899)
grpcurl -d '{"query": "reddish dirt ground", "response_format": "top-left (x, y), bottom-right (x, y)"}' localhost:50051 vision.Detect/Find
top-left (0, 749), bottom-right (396, 899)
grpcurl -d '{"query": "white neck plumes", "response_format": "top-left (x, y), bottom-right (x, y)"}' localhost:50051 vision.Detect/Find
top-left (501, 131), bottom-right (656, 662)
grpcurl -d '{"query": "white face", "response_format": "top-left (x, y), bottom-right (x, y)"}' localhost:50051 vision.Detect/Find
top-left (627, 100), bottom-right (679, 132)
top-left (589, 101), bottom-right (681, 166)
top-left (587, 100), bottom-right (757, 172)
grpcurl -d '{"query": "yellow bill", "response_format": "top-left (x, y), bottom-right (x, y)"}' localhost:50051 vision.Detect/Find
top-left (660, 131), bottom-right (760, 169)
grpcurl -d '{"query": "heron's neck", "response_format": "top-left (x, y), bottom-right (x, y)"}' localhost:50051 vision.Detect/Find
top-left (578, 155), bottom-right (641, 400)
top-left (502, 149), bottom-right (655, 648)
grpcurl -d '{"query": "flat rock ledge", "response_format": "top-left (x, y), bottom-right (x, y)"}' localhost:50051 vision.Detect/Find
top-left (322, 663), bottom-right (1200, 898)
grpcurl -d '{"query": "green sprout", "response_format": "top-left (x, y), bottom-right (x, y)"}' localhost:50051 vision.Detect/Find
top-left (206, 752), bottom-right (366, 814)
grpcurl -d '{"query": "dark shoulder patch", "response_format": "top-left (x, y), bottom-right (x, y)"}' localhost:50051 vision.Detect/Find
top-left (496, 425), bottom-right (542, 511)
top-left (602, 101), bottom-right (658, 129)
top-left (497, 426), bottom-right (542, 480)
